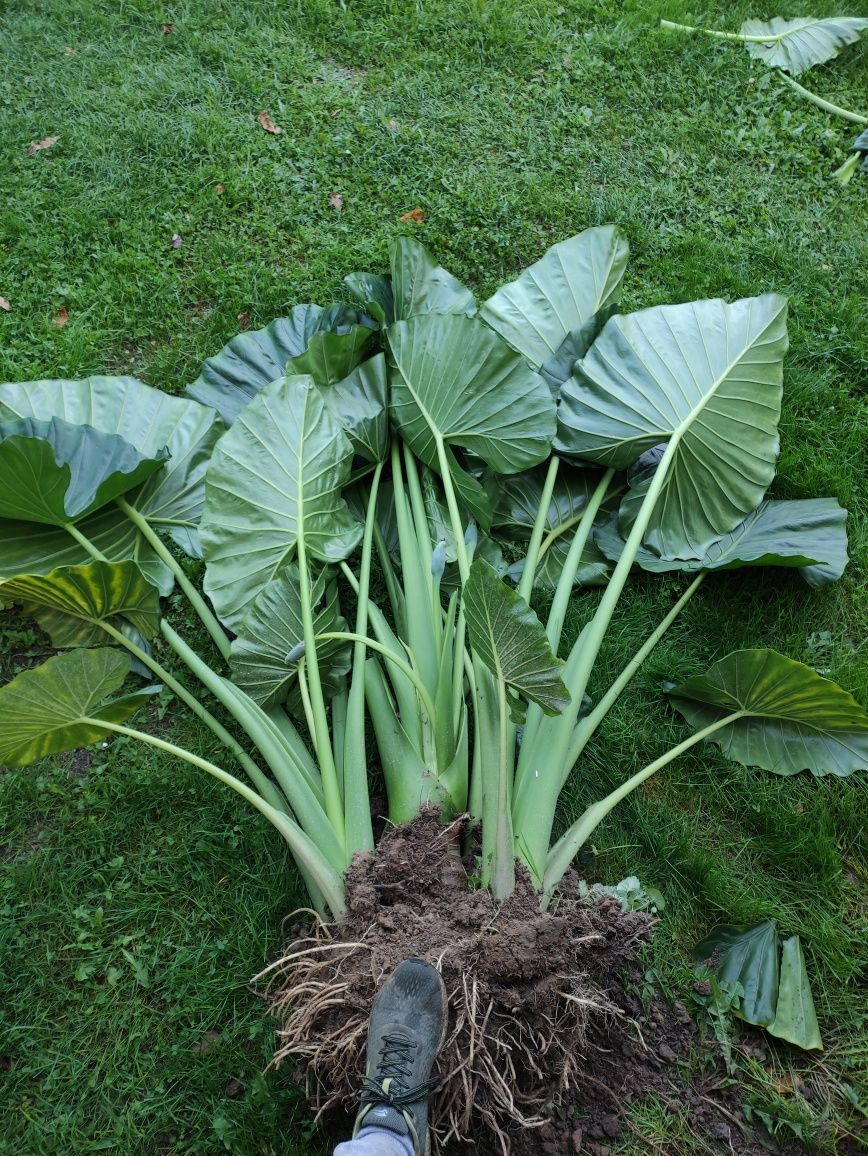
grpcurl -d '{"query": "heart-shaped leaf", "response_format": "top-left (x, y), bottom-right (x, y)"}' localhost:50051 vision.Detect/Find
top-left (0, 418), bottom-right (167, 525)
top-left (668, 649), bottom-right (868, 777)
top-left (344, 272), bottom-right (394, 325)
top-left (0, 507), bottom-right (173, 595)
top-left (0, 648), bottom-right (156, 766)
top-left (390, 237), bottom-right (476, 320)
top-left (0, 561), bottom-right (161, 648)
top-left (480, 226), bottom-right (629, 372)
top-left (387, 314), bottom-right (556, 527)
top-left (463, 558), bottom-right (570, 715)
top-left (693, 920), bottom-right (780, 1027)
top-left (201, 375), bottom-right (362, 628)
top-left (186, 304), bottom-right (361, 424)
top-left (556, 295), bottom-right (788, 556)
top-left (768, 936), bottom-right (823, 1051)
top-left (741, 16), bottom-right (868, 75)
top-left (0, 376), bottom-right (222, 557)
top-left (229, 566), bottom-right (350, 711)
top-left (595, 498), bottom-right (848, 588)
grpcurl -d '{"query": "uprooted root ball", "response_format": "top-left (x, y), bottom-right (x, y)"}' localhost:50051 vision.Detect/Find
top-left (259, 810), bottom-right (652, 1154)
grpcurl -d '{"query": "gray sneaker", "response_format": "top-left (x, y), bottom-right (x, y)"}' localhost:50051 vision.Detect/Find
top-left (353, 958), bottom-right (448, 1156)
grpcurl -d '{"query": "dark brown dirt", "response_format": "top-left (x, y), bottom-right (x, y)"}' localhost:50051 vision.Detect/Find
top-left (263, 810), bottom-right (803, 1155)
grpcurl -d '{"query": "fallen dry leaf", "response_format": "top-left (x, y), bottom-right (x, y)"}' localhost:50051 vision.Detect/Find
top-left (386, 118), bottom-right (400, 132)
top-left (63, 46), bottom-right (75, 55)
top-left (27, 135), bottom-right (59, 156)
top-left (52, 308), bottom-right (69, 328)
top-left (161, 23), bottom-right (175, 35)
top-left (329, 107), bottom-right (342, 118)
top-left (0, 297), bottom-right (10, 312)
top-left (237, 312), bottom-right (251, 330)
top-left (399, 208), bottom-right (426, 223)
top-left (215, 182), bottom-right (225, 194)
top-left (258, 111), bottom-right (282, 135)
top-left (171, 233), bottom-right (183, 249)
top-left (328, 193), bottom-right (344, 211)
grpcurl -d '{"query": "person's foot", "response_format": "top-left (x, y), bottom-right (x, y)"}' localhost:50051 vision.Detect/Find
top-left (353, 958), bottom-right (448, 1156)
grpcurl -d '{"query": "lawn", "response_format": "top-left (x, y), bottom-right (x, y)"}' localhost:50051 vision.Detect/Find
top-left (0, 0), bottom-right (866, 1153)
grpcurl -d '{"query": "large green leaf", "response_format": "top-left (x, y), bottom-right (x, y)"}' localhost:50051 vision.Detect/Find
top-left (742, 17), bottom-right (868, 75)
top-left (463, 558), bottom-right (570, 715)
top-left (492, 462), bottom-right (614, 589)
top-left (768, 936), bottom-right (823, 1051)
top-left (288, 326), bottom-right (374, 389)
top-left (321, 353), bottom-right (390, 463)
top-left (0, 561), bottom-right (161, 648)
top-left (387, 314), bottom-right (556, 527)
top-left (201, 375), bottom-right (362, 628)
top-left (0, 648), bottom-right (156, 766)
top-left (0, 376), bottom-right (222, 557)
top-left (390, 237), bottom-right (476, 321)
top-left (693, 920), bottom-right (780, 1027)
top-left (0, 507), bottom-right (173, 596)
top-left (229, 566), bottom-right (350, 711)
top-left (186, 304), bottom-right (361, 425)
top-left (595, 498), bottom-right (848, 588)
top-left (480, 226), bottom-right (629, 372)
top-left (0, 418), bottom-right (167, 525)
top-left (556, 295), bottom-right (788, 556)
top-left (668, 649), bottom-right (868, 778)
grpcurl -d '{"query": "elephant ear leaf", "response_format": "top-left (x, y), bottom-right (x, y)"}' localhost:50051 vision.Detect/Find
top-left (387, 314), bottom-right (556, 528)
top-left (0, 561), bottom-right (161, 648)
top-left (389, 236), bottom-right (476, 320)
top-left (480, 226), bottom-right (629, 372)
top-left (0, 417), bottom-right (167, 525)
top-left (0, 376), bottom-right (222, 558)
top-left (321, 353), bottom-right (390, 464)
top-left (0, 648), bottom-right (157, 766)
top-left (344, 272), bottom-right (394, 325)
top-left (556, 294), bottom-right (788, 556)
top-left (768, 936), bottom-right (823, 1051)
top-left (693, 920), bottom-right (780, 1027)
top-left (288, 326), bottom-right (374, 388)
top-left (229, 565), bottom-right (350, 712)
top-left (596, 497), bottom-right (848, 589)
top-left (668, 649), bottom-right (868, 778)
top-left (463, 558), bottom-right (570, 715)
top-left (741, 16), bottom-right (868, 75)
top-left (186, 304), bottom-right (361, 424)
top-left (201, 375), bottom-right (362, 628)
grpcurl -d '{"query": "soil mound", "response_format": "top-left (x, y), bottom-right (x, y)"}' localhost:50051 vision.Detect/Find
top-left (262, 810), bottom-right (786, 1155)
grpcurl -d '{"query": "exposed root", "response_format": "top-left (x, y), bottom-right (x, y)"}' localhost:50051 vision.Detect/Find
top-left (257, 810), bottom-right (647, 1154)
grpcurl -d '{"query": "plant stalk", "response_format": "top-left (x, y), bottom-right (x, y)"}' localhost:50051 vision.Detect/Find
top-left (84, 718), bottom-right (346, 920)
top-left (114, 497), bottom-right (231, 660)
top-left (659, 20), bottom-right (783, 43)
top-left (778, 74), bottom-right (868, 125)
top-left (516, 455), bottom-right (560, 603)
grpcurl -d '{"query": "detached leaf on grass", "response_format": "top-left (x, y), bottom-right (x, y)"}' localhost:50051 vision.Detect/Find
top-left (236, 312), bottom-right (251, 330)
top-left (0, 297), bottom-right (10, 312)
top-left (399, 208), bottom-right (426, 223)
top-left (52, 308), bottom-right (69, 328)
top-left (258, 111), bottom-right (282, 135)
top-left (160, 22), bottom-right (175, 35)
top-left (329, 192), bottom-right (344, 211)
top-left (171, 233), bottom-right (183, 249)
top-left (215, 182), bottom-right (225, 194)
top-left (27, 135), bottom-right (59, 156)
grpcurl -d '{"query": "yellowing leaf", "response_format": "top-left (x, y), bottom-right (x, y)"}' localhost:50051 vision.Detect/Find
top-left (258, 111), bottom-right (282, 134)
top-left (27, 135), bottom-right (59, 155)
top-left (399, 208), bottom-right (426, 223)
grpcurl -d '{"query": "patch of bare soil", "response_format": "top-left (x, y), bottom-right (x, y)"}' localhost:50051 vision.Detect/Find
top-left (262, 811), bottom-right (802, 1155)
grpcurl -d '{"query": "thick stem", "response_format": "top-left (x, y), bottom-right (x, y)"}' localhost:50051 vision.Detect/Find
top-left (64, 522), bottom-right (109, 560)
top-left (778, 74), bottom-right (868, 125)
top-left (315, 632), bottom-right (438, 726)
top-left (659, 20), bottom-right (772, 43)
top-left (85, 719), bottom-right (346, 920)
top-left (490, 676), bottom-right (516, 900)
top-left (541, 712), bottom-right (743, 900)
top-left (114, 497), bottom-right (231, 660)
top-left (565, 573), bottom-right (706, 774)
top-left (516, 455), bottom-right (560, 603)
top-left (294, 533), bottom-right (345, 851)
top-left (434, 436), bottom-right (470, 585)
top-left (99, 620), bottom-right (287, 813)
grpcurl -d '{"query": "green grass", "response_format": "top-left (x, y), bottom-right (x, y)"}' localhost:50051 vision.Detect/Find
top-left (1, 0), bottom-right (866, 1152)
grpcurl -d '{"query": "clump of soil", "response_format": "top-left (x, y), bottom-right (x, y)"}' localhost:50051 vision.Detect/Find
top-left (261, 811), bottom-right (785, 1155)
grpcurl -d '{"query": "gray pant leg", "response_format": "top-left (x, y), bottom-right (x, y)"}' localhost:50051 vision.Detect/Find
top-left (333, 1126), bottom-right (415, 1156)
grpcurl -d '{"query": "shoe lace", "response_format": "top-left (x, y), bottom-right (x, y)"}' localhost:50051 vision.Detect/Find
top-left (359, 1033), bottom-right (439, 1108)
